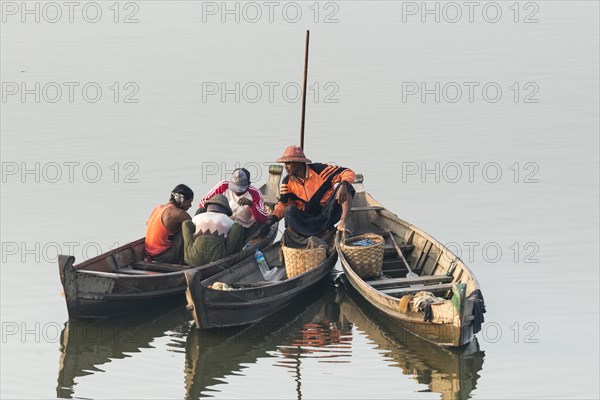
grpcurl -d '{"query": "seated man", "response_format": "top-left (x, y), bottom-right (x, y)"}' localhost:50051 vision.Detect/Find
top-left (182, 194), bottom-right (245, 266)
top-left (197, 168), bottom-right (268, 240)
top-left (265, 145), bottom-right (355, 244)
top-left (145, 184), bottom-right (194, 264)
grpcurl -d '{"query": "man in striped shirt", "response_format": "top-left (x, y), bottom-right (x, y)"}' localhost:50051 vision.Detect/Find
top-left (266, 145), bottom-right (355, 241)
top-left (197, 168), bottom-right (268, 239)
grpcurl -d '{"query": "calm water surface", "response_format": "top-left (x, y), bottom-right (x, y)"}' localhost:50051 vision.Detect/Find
top-left (1, 1), bottom-right (598, 399)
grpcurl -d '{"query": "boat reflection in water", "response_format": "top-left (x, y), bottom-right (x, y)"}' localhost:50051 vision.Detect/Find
top-left (184, 283), bottom-right (342, 398)
top-left (56, 299), bottom-right (191, 398)
top-left (185, 282), bottom-right (484, 399)
top-left (58, 283), bottom-right (484, 399)
top-left (336, 284), bottom-right (485, 400)
top-left (271, 287), bottom-right (353, 400)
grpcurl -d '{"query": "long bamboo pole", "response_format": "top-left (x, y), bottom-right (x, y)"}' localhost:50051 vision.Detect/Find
top-left (300, 30), bottom-right (310, 150)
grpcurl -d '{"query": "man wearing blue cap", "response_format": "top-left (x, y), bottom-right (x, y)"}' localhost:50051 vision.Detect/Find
top-left (197, 168), bottom-right (268, 239)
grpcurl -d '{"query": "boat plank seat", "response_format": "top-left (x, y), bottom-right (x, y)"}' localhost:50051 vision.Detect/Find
top-left (367, 275), bottom-right (452, 288)
top-left (134, 261), bottom-right (192, 273)
top-left (116, 268), bottom-right (161, 275)
top-left (381, 283), bottom-right (455, 297)
top-left (351, 206), bottom-right (384, 212)
top-left (382, 258), bottom-right (415, 270)
top-left (383, 243), bottom-right (414, 258)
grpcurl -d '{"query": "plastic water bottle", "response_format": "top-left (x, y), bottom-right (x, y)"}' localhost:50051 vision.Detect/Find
top-left (255, 249), bottom-right (274, 280)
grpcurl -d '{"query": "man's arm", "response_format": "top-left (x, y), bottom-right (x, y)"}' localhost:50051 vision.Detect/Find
top-left (337, 189), bottom-right (353, 232)
top-left (247, 187), bottom-right (268, 223)
top-left (268, 176), bottom-right (303, 224)
top-left (333, 167), bottom-right (355, 205)
top-left (332, 167), bottom-right (356, 187)
top-left (271, 201), bottom-right (286, 221)
top-left (198, 181), bottom-right (228, 208)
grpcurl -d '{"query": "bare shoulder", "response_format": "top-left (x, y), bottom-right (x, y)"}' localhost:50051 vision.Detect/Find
top-left (163, 205), bottom-right (191, 224)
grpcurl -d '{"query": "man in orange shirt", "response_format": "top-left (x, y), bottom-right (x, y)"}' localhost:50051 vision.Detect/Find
top-left (144, 184), bottom-right (194, 264)
top-left (265, 145), bottom-right (355, 241)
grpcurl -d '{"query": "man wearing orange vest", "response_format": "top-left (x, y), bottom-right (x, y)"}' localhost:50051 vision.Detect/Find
top-left (265, 145), bottom-right (355, 242)
top-left (144, 184), bottom-right (194, 264)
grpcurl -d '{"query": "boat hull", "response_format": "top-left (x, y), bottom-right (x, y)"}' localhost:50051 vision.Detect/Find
top-left (335, 176), bottom-right (482, 347)
top-left (185, 242), bottom-right (338, 329)
top-left (58, 170), bottom-right (284, 319)
top-left (59, 225), bottom-right (278, 319)
top-left (338, 266), bottom-right (470, 347)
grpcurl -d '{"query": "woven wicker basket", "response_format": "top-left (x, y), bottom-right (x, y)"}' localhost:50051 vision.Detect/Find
top-left (340, 233), bottom-right (384, 279)
top-left (282, 240), bottom-right (327, 279)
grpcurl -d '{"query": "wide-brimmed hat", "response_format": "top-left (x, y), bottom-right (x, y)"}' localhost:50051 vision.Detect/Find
top-left (276, 145), bottom-right (312, 163)
top-left (229, 168), bottom-right (250, 193)
top-left (204, 194), bottom-right (232, 216)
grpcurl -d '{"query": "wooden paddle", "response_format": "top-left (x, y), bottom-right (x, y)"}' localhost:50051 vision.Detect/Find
top-left (387, 231), bottom-right (418, 279)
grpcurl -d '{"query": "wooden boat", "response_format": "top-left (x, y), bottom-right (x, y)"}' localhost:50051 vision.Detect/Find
top-left (184, 241), bottom-right (338, 329)
top-left (335, 174), bottom-right (486, 347)
top-left (337, 285), bottom-right (484, 400)
top-left (58, 166), bottom-right (283, 319)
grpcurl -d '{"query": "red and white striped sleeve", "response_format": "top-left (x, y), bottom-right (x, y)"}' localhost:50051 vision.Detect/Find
top-left (247, 186), bottom-right (268, 223)
top-left (199, 181), bottom-right (229, 207)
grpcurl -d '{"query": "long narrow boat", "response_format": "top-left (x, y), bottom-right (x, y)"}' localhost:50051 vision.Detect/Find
top-left (184, 241), bottom-right (338, 329)
top-left (58, 166), bottom-right (283, 319)
top-left (335, 175), bottom-right (486, 347)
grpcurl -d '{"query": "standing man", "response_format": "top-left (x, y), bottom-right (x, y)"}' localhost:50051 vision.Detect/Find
top-left (144, 184), bottom-right (194, 264)
top-left (198, 168), bottom-right (268, 239)
top-left (265, 145), bottom-right (355, 243)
